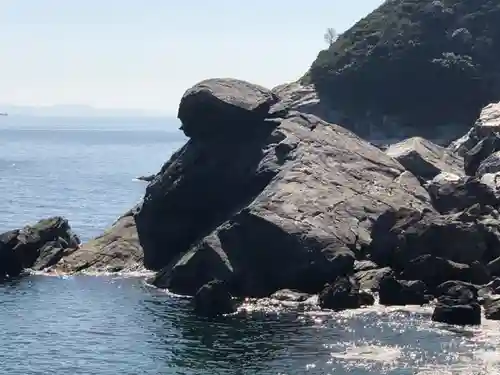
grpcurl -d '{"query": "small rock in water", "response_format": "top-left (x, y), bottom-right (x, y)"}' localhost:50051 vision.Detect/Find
top-left (378, 274), bottom-right (428, 306)
top-left (270, 289), bottom-right (311, 303)
top-left (432, 281), bottom-right (481, 326)
top-left (193, 279), bottom-right (235, 317)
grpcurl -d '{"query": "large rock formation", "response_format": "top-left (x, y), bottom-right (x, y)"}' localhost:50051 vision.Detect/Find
top-left (306, 1), bottom-right (500, 141)
top-left (136, 78), bottom-right (432, 297)
top-left (54, 210), bottom-right (143, 273)
top-left (0, 217), bottom-right (79, 278)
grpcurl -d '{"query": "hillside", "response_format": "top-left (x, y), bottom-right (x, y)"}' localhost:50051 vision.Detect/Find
top-left (307, 0), bottom-right (500, 132)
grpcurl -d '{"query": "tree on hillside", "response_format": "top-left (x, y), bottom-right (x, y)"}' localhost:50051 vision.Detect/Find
top-left (324, 28), bottom-right (338, 46)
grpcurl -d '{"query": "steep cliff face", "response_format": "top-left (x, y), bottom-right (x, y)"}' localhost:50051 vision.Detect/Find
top-left (306, 0), bottom-right (500, 140)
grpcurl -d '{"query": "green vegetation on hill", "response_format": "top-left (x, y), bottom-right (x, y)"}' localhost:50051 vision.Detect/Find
top-left (308, 0), bottom-right (500, 128)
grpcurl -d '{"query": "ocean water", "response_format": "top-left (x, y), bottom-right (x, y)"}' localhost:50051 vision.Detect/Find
top-left (1, 116), bottom-right (500, 374)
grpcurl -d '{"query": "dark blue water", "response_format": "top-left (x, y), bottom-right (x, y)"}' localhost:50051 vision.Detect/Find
top-left (1, 116), bottom-right (500, 374)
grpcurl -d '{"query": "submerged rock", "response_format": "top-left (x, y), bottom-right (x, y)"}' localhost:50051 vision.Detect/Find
top-left (193, 279), bottom-right (235, 317)
top-left (386, 137), bottom-right (463, 181)
top-left (136, 78), bottom-right (432, 298)
top-left (0, 217), bottom-right (79, 278)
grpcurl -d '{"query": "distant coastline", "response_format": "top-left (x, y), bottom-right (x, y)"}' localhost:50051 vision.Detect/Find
top-left (0, 104), bottom-right (170, 118)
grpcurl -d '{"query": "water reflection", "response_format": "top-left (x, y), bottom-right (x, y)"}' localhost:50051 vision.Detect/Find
top-left (2, 276), bottom-right (500, 374)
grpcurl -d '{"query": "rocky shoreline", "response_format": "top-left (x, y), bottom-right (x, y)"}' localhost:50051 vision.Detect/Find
top-left (3, 77), bottom-right (500, 325)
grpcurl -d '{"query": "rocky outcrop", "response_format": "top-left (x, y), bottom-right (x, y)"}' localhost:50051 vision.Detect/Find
top-left (354, 267), bottom-right (392, 291)
top-left (450, 101), bottom-right (500, 156)
top-left (54, 210), bottom-right (143, 273)
top-left (178, 78), bottom-right (279, 140)
top-left (0, 217), bottom-right (79, 278)
top-left (385, 137), bottom-right (463, 181)
top-left (137, 78), bottom-right (432, 298)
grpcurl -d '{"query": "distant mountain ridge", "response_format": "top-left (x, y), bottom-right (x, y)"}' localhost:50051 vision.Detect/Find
top-left (0, 104), bottom-right (170, 117)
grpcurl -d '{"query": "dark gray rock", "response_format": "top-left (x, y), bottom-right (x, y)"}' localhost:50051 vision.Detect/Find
top-left (400, 255), bottom-right (490, 292)
top-left (178, 78), bottom-right (279, 140)
top-left (426, 174), bottom-right (498, 214)
top-left (137, 79), bottom-right (432, 298)
top-left (318, 276), bottom-right (374, 311)
top-left (151, 234), bottom-right (234, 295)
top-left (354, 267), bottom-right (392, 291)
top-left (0, 217), bottom-right (80, 278)
top-left (386, 137), bottom-right (463, 180)
top-left (477, 151), bottom-right (500, 177)
top-left (193, 279), bottom-right (235, 317)
top-left (432, 281), bottom-right (481, 325)
top-left (369, 207), bottom-right (500, 267)
top-left (378, 274), bottom-right (429, 306)
top-left (483, 296), bottom-right (500, 320)
top-left (464, 134), bottom-right (500, 176)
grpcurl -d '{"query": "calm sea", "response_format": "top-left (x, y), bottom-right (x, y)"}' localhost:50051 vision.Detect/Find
top-left (0, 116), bottom-right (499, 374)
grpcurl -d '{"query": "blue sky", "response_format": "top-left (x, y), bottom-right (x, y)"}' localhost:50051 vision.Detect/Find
top-left (0, 0), bottom-right (383, 114)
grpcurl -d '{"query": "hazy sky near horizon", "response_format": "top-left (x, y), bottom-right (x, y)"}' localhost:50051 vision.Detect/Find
top-left (1, 0), bottom-right (383, 114)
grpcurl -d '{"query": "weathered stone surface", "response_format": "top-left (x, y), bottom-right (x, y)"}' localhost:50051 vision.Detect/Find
top-left (270, 289), bottom-right (312, 303)
top-left (178, 78), bottom-right (278, 140)
top-left (353, 260), bottom-right (379, 273)
top-left (138, 82), bottom-right (432, 297)
top-left (450, 101), bottom-right (500, 156)
top-left (400, 255), bottom-right (489, 292)
top-left (272, 83), bottom-right (467, 146)
top-left (432, 281), bottom-right (481, 326)
top-left (477, 151), bottom-right (500, 177)
top-left (484, 296), bottom-right (500, 320)
top-left (370, 206), bottom-right (500, 267)
top-left (378, 274), bottom-right (428, 306)
top-left (426, 174), bottom-right (498, 214)
top-left (0, 217), bottom-right (79, 278)
top-left (464, 134), bottom-right (500, 176)
top-left (55, 211), bottom-right (143, 273)
top-left (354, 267), bottom-right (392, 291)
top-left (318, 276), bottom-right (374, 311)
top-left (193, 279), bottom-right (235, 317)
top-left (386, 137), bottom-right (463, 180)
